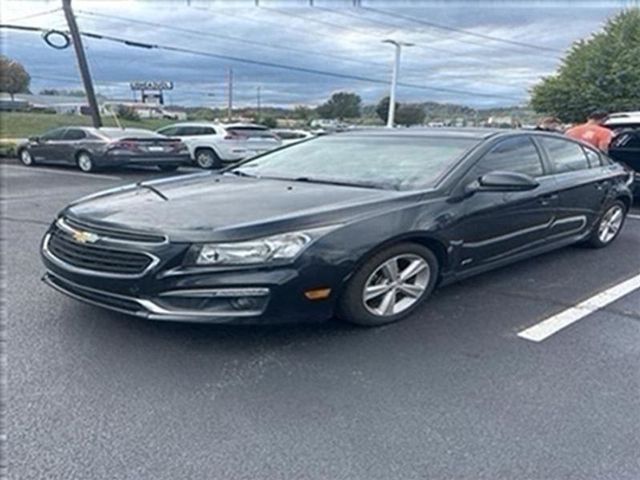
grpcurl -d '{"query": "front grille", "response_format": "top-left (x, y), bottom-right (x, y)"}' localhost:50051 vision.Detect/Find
top-left (47, 224), bottom-right (154, 275)
top-left (64, 217), bottom-right (166, 243)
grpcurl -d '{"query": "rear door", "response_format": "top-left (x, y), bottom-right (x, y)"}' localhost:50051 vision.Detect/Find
top-left (453, 134), bottom-right (558, 269)
top-left (60, 128), bottom-right (88, 164)
top-left (535, 136), bottom-right (607, 240)
top-left (610, 130), bottom-right (640, 174)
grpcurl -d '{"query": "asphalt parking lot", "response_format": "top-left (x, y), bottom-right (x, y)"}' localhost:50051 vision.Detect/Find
top-left (2, 160), bottom-right (640, 480)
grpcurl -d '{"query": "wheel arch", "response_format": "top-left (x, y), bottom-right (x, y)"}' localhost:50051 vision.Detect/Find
top-left (343, 232), bottom-right (450, 287)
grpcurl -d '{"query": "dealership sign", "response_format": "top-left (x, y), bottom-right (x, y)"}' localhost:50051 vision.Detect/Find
top-left (130, 81), bottom-right (174, 91)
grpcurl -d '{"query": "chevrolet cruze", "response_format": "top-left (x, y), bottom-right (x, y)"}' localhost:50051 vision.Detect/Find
top-left (41, 129), bottom-right (633, 326)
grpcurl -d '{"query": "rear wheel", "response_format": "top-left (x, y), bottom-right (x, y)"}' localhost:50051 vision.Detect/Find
top-left (587, 201), bottom-right (626, 248)
top-left (337, 243), bottom-right (439, 327)
top-left (19, 149), bottom-right (34, 166)
top-left (76, 152), bottom-right (95, 173)
top-left (158, 164), bottom-right (179, 172)
top-left (195, 149), bottom-right (222, 169)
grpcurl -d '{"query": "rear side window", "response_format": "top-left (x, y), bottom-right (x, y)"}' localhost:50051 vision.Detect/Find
top-left (582, 146), bottom-right (602, 167)
top-left (471, 136), bottom-right (544, 178)
top-left (63, 129), bottom-right (86, 140)
top-left (227, 127), bottom-right (276, 139)
top-left (612, 132), bottom-right (640, 149)
top-left (539, 137), bottom-right (589, 173)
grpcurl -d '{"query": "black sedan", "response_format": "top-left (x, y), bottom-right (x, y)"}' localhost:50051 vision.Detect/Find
top-left (17, 127), bottom-right (191, 172)
top-left (40, 129), bottom-right (633, 327)
top-left (609, 128), bottom-right (640, 195)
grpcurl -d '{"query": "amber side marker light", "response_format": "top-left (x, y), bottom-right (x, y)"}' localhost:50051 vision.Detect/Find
top-left (304, 288), bottom-right (332, 300)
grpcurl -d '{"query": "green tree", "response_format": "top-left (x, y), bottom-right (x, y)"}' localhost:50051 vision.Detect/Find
top-left (256, 116), bottom-right (277, 128)
top-left (395, 103), bottom-right (426, 126)
top-left (531, 9), bottom-right (640, 122)
top-left (0, 56), bottom-right (31, 100)
top-left (293, 105), bottom-right (314, 123)
top-left (375, 96), bottom-right (399, 123)
top-left (316, 91), bottom-right (362, 119)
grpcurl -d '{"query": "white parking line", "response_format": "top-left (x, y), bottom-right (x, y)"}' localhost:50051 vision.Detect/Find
top-left (628, 214), bottom-right (640, 220)
top-left (518, 273), bottom-right (640, 342)
top-left (0, 164), bottom-right (122, 180)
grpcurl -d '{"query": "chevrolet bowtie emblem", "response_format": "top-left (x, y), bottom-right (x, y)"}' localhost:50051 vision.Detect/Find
top-left (72, 229), bottom-right (100, 244)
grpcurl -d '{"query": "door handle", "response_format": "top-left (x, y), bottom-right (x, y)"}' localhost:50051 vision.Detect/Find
top-left (537, 193), bottom-right (558, 206)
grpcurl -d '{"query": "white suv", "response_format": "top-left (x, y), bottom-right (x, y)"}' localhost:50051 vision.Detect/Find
top-left (156, 122), bottom-right (282, 169)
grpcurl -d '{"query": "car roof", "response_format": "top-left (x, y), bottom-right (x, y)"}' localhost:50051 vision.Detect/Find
top-left (158, 122), bottom-right (268, 129)
top-left (605, 112), bottom-right (640, 124)
top-left (339, 127), bottom-right (504, 139)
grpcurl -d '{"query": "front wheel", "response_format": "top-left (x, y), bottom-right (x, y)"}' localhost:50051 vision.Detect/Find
top-left (76, 152), bottom-right (95, 173)
top-left (19, 149), bottom-right (35, 166)
top-left (337, 243), bottom-right (439, 327)
top-left (587, 201), bottom-right (627, 248)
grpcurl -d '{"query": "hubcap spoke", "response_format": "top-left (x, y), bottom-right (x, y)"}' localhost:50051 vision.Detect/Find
top-left (398, 282), bottom-right (423, 298)
top-left (377, 290), bottom-right (397, 316)
top-left (399, 259), bottom-right (427, 281)
top-left (381, 259), bottom-right (399, 281)
top-left (364, 283), bottom-right (390, 301)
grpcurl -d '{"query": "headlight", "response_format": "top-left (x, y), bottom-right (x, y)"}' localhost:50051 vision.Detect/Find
top-left (193, 225), bottom-right (340, 266)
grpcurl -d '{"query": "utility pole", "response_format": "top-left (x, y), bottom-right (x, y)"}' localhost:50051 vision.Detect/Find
top-left (227, 67), bottom-right (233, 122)
top-left (62, 0), bottom-right (102, 127)
top-left (256, 85), bottom-right (261, 121)
top-left (382, 39), bottom-right (413, 128)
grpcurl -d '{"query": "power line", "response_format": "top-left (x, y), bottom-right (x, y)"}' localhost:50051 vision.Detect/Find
top-left (0, 23), bottom-right (525, 102)
top-left (364, 7), bottom-right (562, 54)
top-left (4, 7), bottom-right (62, 23)
top-left (76, 10), bottom-right (391, 70)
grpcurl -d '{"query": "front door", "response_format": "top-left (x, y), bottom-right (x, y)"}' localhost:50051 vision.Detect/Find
top-left (451, 135), bottom-right (558, 270)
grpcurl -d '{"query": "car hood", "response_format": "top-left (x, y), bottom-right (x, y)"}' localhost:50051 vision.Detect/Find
top-left (64, 173), bottom-right (421, 242)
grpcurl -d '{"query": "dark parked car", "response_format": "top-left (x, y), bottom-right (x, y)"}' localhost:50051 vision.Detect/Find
top-left (17, 127), bottom-right (190, 172)
top-left (41, 129), bottom-right (633, 327)
top-left (609, 129), bottom-right (640, 195)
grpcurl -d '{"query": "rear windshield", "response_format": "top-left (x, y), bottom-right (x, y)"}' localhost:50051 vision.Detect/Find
top-left (227, 127), bottom-right (277, 139)
top-left (233, 135), bottom-right (478, 190)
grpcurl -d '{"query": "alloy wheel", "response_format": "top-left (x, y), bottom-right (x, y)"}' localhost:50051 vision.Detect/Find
top-left (20, 149), bottom-right (33, 166)
top-left (362, 254), bottom-right (430, 317)
top-left (598, 205), bottom-right (624, 244)
top-left (196, 151), bottom-right (215, 169)
top-left (77, 153), bottom-right (93, 172)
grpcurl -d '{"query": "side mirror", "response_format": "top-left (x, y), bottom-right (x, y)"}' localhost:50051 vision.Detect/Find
top-left (29, 136), bottom-right (40, 143)
top-left (467, 171), bottom-right (539, 194)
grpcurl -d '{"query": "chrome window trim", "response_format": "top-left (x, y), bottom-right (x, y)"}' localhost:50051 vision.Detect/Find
top-left (43, 233), bottom-right (160, 279)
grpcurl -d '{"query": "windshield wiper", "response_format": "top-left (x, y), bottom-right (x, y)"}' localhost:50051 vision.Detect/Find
top-left (136, 182), bottom-right (168, 201)
top-left (224, 169), bottom-right (257, 178)
top-left (289, 177), bottom-right (383, 189)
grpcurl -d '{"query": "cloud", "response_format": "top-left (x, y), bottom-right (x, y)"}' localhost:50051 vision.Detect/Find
top-left (0, 0), bottom-right (627, 107)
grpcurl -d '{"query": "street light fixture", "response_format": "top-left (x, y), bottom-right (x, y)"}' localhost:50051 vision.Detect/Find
top-left (382, 39), bottom-right (414, 128)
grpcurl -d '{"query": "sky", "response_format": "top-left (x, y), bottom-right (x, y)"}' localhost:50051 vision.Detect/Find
top-left (0, 0), bottom-right (637, 109)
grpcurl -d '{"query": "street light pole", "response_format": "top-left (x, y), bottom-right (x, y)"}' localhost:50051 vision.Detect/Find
top-left (382, 39), bottom-right (413, 128)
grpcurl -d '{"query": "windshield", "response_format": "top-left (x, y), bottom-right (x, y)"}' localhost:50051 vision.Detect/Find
top-left (231, 135), bottom-right (477, 190)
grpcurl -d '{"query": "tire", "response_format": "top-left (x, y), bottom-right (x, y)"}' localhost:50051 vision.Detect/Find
top-left (337, 242), bottom-right (439, 327)
top-left (19, 148), bottom-right (35, 166)
top-left (76, 151), bottom-right (95, 173)
top-left (158, 164), bottom-right (179, 172)
top-left (194, 148), bottom-right (222, 169)
top-left (586, 200), bottom-right (627, 248)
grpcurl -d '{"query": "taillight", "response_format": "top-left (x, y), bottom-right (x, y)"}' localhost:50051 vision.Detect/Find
top-left (110, 140), bottom-right (138, 150)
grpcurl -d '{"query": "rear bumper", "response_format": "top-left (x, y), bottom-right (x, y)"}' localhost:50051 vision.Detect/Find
top-left (96, 154), bottom-right (191, 167)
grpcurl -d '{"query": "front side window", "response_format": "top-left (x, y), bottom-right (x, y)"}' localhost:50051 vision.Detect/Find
top-left (157, 126), bottom-right (179, 136)
top-left (539, 137), bottom-right (589, 173)
top-left (232, 135), bottom-right (477, 190)
top-left (40, 128), bottom-right (66, 141)
top-left (469, 136), bottom-right (544, 178)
